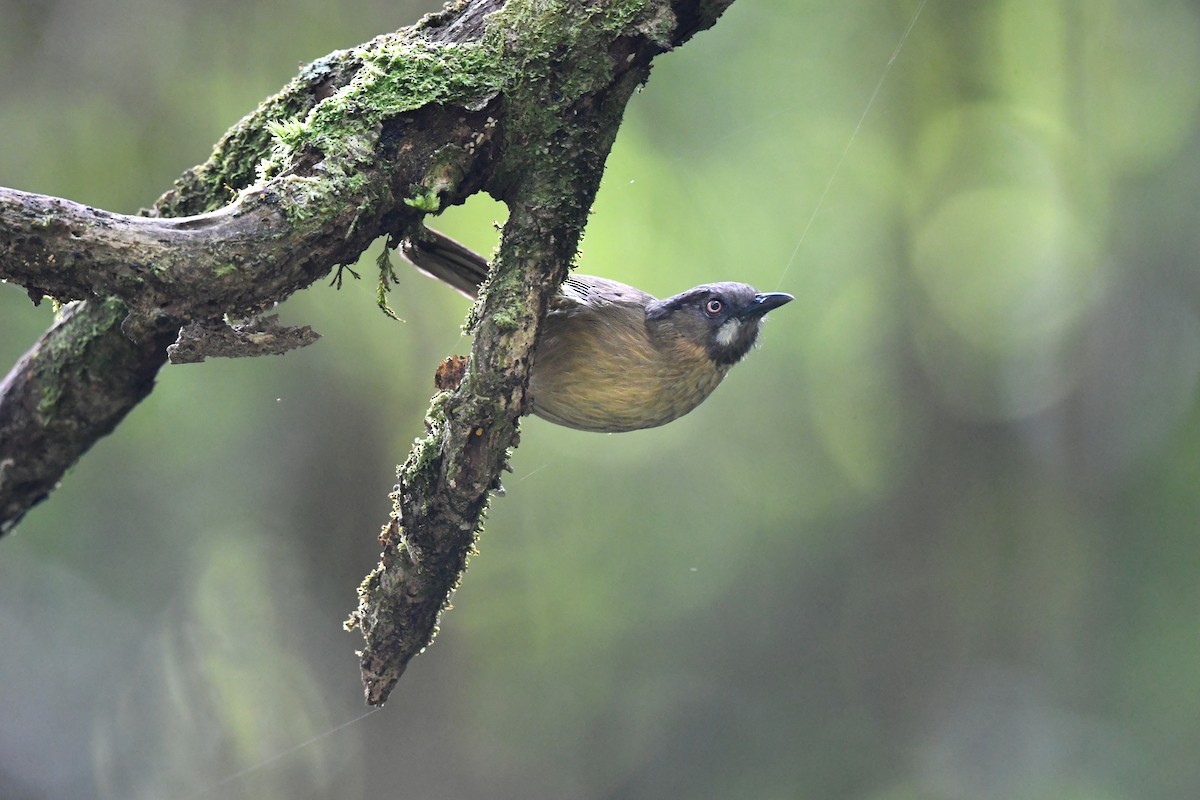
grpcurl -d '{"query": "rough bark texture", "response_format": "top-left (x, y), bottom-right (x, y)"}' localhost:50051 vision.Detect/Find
top-left (0, 299), bottom-right (180, 532)
top-left (0, 0), bottom-right (736, 701)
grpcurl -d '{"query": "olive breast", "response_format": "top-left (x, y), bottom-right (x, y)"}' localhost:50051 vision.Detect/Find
top-left (528, 303), bottom-right (727, 433)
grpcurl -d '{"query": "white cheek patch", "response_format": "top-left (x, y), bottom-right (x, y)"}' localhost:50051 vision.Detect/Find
top-left (715, 319), bottom-right (742, 347)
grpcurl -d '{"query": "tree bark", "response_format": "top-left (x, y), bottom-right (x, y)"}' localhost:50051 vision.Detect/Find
top-left (0, 0), bottom-right (736, 702)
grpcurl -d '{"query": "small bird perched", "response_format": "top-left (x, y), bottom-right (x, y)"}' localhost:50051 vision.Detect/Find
top-left (402, 228), bottom-right (793, 433)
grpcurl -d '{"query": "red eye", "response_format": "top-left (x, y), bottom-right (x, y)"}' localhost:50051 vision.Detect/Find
top-left (704, 298), bottom-right (724, 316)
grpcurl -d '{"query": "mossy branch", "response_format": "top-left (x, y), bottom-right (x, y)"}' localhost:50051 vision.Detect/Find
top-left (346, 0), bottom-right (735, 706)
top-left (0, 0), bottom-right (736, 702)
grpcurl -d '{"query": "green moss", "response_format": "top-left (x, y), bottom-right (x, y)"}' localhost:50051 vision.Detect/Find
top-left (487, 310), bottom-right (519, 332)
top-left (213, 263), bottom-right (238, 278)
top-left (155, 72), bottom-right (337, 216)
top-left (374, 243), bottom-right (404, 320)
top-left (255, 38), bottom-right (505, 188)
top-left (483, 0), bottom-right (659, 192)
top-left (157, 0), bottom-right (664, 222)
top-left (268, 175), bottom-right (335, 223)
top-left (342, 38), bottom-right (504, 119)
top-left (61, 297), bottom-right (126, 355)
top-left (403, 189), bottom-right (441, 212)
top-left (36, 382), bottom-right (62, 418)
top-left (33, 296), bottom-right (127, 419)
top-left (265, 116), bottom-right (311, 146)
top-left (228, 0), bottom-right (663, 237)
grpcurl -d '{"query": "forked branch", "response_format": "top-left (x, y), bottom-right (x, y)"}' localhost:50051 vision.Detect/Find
top-left (0, 0), bottom-right (736, 704)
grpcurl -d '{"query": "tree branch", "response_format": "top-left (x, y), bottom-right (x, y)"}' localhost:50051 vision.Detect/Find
top-left (0, 0), bottom-right (736, 703)
top-left (0, 299), bottom-right (180, 534)
top-left (0, 2), bottom-right (508, 530)
top-left (345, 0), bottom-right (735, 705)
top-left (167, 315), bottom-right (321, 364)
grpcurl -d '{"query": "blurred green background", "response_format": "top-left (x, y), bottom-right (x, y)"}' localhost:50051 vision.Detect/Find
top-left (4, 0), bottom-right (1200, 797)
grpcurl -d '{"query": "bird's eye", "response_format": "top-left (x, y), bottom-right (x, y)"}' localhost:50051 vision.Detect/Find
top-left (704, 298), bottom-right (724, 317)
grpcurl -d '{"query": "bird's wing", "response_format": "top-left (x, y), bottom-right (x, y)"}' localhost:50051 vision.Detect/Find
top-left (400, 231), bottom-right (657, 316)
top-left (553, 275), bottom-right (656, 314)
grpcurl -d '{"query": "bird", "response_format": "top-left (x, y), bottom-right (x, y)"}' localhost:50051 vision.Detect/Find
top-left (401, 228), bottom-right (793, 433)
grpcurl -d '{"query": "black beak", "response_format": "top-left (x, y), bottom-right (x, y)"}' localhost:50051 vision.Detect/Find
top-left (743, 292), bottom-right (794, 318)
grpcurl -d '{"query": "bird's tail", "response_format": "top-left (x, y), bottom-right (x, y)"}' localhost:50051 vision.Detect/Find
top-left (400, 227), bottom-right (491, 300)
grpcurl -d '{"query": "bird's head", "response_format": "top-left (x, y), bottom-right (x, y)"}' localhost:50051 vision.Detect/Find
top-left (646, 282), bottom-right (793, 367)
